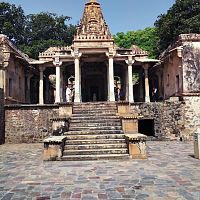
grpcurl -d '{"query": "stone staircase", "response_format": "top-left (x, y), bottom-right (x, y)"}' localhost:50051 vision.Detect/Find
top-left (62, 102), bottom-right (129, 160)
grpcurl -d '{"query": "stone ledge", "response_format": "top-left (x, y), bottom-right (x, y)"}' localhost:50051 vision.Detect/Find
top-left (5, 104), bottom-right (60, 109)
top-left (125, 133), bottom-right (147, 141)
top-left (43, 136), bottom-right (67, 161)
top-left (50, 117), bottom-right (69, 122)
top-left (44, 136), bottom-right (67, 143)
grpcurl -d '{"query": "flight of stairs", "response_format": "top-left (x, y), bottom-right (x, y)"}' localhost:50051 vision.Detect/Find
top-left (62, 102), bottom-right (129, 161)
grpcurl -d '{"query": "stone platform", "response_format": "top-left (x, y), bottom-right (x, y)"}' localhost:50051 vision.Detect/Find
top-left (0, 141), bottom-right (200, 199)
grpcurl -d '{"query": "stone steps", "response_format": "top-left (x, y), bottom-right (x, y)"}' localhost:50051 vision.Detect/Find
top-left (72, 113), bottom-right (117, 117)
top-left (69, 126), bottom-right (122, 131)
top-left (65, 130), bottom-right (124, 135)
top-left (65, 134), bottom-right (126, 140)
top-left (65, 143), bottom-right (127, 150)
top-left (62, 102), bottom-right (128, 160)
top-left (61, 154), bottom-right (129, 161)
top-left (63, 148), bottom-right (128, 156)
top-left (65, 138), bottom-right (126, 145)
top-left (69, 122), bottom-right (122, 127)
top-left (70, 119), bottom-right (121, 124)
top-left (70, 116), bottom-right (120, 120)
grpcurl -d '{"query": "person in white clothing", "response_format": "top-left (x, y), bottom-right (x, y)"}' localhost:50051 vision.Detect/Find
top-left (66, 86), bottom-right (71, 102)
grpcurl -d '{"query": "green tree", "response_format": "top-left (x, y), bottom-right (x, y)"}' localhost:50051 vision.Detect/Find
top-left (0, 2), bottom-right (26, 45)
top-left (21, 12), bottom-right (76, 58)
top-left (0, 2), bottom-right (76, 59)
top-left (155, 0), bottom-right (200, 54)
top-left (114, 27), bottom-right (158, 58)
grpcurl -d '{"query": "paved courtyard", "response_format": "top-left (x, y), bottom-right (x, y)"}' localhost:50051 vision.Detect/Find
top-left (0, 141), bottom-right (200, 200)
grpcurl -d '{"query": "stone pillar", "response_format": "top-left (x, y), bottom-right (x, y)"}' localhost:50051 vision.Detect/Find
top-left (45, 77), bottom-right (50, 104)
top-left (55, 66), bottom-right (61, 103)
top-left (126, 58), bottom-right (135, 103)
top-left (26, 75), bottom-right (33, 103)
top-left (107, 54), bottom-right (115, 101)
top-left (143, 64), bottom-right (150, 102)
top-left (74, 52), bottom-right (82, 103)
top-left (53, 56), bottom-right (62, 103)
top-left (139, 70), bottom-right (144, 101)
top-left (39, 67), bottom-right (45, 104)
top-left (60, 68), bottom-right (64, 102)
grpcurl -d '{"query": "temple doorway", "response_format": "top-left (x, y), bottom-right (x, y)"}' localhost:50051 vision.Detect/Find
top-left (81, 62), bottom-right (107, 102)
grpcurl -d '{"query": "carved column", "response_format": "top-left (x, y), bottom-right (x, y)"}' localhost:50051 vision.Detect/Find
top-left (74, 51), bottom-right (82, 103)
top-left (39, 67), bottom-right (45, 104)
top-left (107, 54), bottom-right (115, 101)
top-left (53, 56), bottom-right (62, 103)
top-left (143, 64), bottom-right (150, 102)
top-left (126, 57), bottom-right (135, 103)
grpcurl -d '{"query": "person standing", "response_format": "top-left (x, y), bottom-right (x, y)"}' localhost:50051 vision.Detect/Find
top-left (66, 85), bottom-right (71, 102)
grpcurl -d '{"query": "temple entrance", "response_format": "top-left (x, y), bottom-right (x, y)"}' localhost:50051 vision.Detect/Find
top-left (81, 62), bottom-right (107, 102)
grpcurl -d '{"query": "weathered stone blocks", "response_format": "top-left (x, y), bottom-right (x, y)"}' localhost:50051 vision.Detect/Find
top-left (43, 136), bottom-right (67, 161)
top-left (126, 133), bottom-right (147, 159)
top-left (0, 88), bottom-right (4, 144)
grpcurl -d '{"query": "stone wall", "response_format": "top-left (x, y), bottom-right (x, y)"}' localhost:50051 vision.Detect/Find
top-left (182, 41), bottom-right (200, 93)
top-left (130, 101), bottom-right (185, 140)
top-left (5, 105), bottom-right (61, 143)
top-left (0, 88), bottom-right (5, 144)
top-left (182, 96), bottom-right (200, 139)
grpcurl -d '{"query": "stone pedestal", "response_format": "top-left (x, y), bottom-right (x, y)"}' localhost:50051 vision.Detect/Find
top-left (51, 117), bottom-right (69, 136)
top-left (43, 136), bottom-right (67, 161)
top-left (121, 116), bottom-right (138, 134)
top-left (126, 133), bottom-right (147, 159)
top-left (194, 130), bottom-right (200, 159)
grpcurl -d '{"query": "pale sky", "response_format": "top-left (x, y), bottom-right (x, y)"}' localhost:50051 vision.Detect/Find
top-left (3, 0), bottom-right (175, 34)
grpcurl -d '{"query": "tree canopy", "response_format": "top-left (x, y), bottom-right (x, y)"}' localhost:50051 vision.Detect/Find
top-left (155, 0), bottom-right (200, 53)
top-left (0, 2), bottom-right (76, 59)
top-left (0, 2), bottom-right (26, 45)
top-left (114, 27), bottom-right (158, 58)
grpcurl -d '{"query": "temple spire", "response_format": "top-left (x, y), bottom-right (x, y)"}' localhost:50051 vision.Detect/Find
top-left (75, 0), bottom-right (112, 40)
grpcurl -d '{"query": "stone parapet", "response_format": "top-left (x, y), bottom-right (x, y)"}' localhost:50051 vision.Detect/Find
top-left (126, 133), bottom-right (147, 159)
top-left (43, 136), bottom-right (67, 161)
top-left (5, 104), bottom-right (60, 143)
top-left (130, 102), bottom-right (185, 140)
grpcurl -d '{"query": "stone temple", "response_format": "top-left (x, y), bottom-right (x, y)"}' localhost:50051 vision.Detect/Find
top-left (0, 0), bottom-right (200, 159)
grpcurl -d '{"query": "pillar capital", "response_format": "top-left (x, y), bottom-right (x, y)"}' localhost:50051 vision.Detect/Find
top-left (125, 58), bottom-right (135, 66)
top-left (143, 63), bottom-right (150, 70)
top-left (72, 49), bottom-right (82, 59)
top-left (53, 56), bottom-right (62, 67)
top-left (106, 51), bottom-right (115, 59)
top-left (39, 66), bottom-right (46, 72)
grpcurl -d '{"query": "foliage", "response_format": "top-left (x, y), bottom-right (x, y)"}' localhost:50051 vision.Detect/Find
top-left (114, 27), bottom-right (159, 58)
top-left (0, 2), bottom-right (76, 59)
top-left (0, 2), bottom-right (26, 45)
top-left (132, 73), bottom-right (140, 85)
top-left (19, 39), bottom-right (66, 59)
top-left (155, 0), bottom-right (200, 54)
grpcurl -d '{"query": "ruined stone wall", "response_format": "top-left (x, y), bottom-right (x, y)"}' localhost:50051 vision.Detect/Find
top-left (130, 101), bottom-right (184, 140)
top-left (162, 50), bottom-right (182, 99)
top-left (0, 88), bottom-right (5, 144)
top-left (182, 42), bottom-right (200, 93)
top-left (182, 96), bottom-right (200, 139)
top-left (5, 105), bottom-right (60, 143)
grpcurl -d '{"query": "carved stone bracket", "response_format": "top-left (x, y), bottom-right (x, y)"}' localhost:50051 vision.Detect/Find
top-left (53, 56), bottom-right (62, 67)
top-left (125, 56), bottom-right (135, 66)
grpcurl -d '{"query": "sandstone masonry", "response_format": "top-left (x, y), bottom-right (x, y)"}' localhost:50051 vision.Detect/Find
top-left (130, 101), bottom-right (185, 140)
top-left (0, 88), bottom-right (5, 144)
top-left (5, 105), bottom-right (60, 143)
